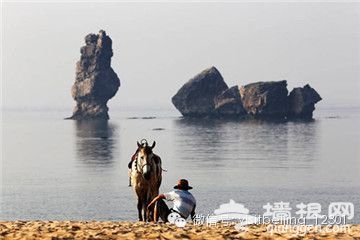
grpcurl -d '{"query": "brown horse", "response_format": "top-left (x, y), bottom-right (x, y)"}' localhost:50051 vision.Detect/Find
top-left (130, 140), bottom-right (162, 221)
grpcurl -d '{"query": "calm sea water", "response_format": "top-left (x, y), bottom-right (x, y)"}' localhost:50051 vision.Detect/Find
top-left (1, 106), bottom-right (360, 223)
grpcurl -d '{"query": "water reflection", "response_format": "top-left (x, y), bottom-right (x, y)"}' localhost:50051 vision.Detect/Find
top-left (172, 118), bottom-right (319, 170)
top-left (286, 121), bottom-right (319, 165)
top-left (74, 120), bottom-right (117, 167)
top-left (173, 118), bottom-right (227, 167)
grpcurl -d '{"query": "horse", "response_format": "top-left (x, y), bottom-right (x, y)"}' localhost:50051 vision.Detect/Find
top-left (130, 139), bottom-right (162, 221)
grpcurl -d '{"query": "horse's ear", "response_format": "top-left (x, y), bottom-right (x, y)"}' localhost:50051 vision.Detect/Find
top-left (151, 141), bottom-right (156, 149)
top-left (137, 141), bottom-right (141, 148)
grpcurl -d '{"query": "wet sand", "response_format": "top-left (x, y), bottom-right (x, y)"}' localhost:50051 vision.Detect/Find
top-left (0, 221), bottom-right (359, 239)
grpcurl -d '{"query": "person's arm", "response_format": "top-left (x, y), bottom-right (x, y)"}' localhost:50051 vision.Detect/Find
top-left (191, 204), bottom-right (196, 220)
top-left (147, 194), bottom-right (165, 210)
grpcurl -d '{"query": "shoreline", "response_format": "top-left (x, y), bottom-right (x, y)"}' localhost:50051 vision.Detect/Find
top-left (1, 221), bottom-right (359, 239)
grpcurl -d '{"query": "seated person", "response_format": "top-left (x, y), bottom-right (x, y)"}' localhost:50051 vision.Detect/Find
top-left (147, 179), bottom-right (196, 222)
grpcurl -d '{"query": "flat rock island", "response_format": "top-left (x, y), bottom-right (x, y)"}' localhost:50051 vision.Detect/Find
top-left (172, 67), bottom-right (322, 119)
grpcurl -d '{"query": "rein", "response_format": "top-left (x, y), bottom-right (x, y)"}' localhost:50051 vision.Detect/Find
top-left (134, 154), bottom-right (152, 174)
top-left (133, 154), bottom-right (167, 173)
top-left (131, 140), bottom-right (167, 174)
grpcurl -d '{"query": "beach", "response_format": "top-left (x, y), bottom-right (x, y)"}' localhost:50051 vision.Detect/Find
top-left (0, 221), bottom-right (359, 240)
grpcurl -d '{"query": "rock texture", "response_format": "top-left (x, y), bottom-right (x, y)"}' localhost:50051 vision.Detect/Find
top-left (214, 86), bottom-right (246, 116)
top-left (287, 84), bottom-right (322, 119)
top-left (240, 80), bottom-right (288, 118)
top-left (172, 67), bottom-right (322, 120)
top-left (172, 67), bottom-right (228, 117)
top-left (69, 30), bottom-right (120, 120)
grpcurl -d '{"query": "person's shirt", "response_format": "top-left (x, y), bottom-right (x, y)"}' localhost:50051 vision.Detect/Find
top-left (163, 189), bottom-right (196, 219)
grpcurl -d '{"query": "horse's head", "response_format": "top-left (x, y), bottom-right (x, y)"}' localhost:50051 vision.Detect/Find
top-left (136, 140), bottom-right (156, 180)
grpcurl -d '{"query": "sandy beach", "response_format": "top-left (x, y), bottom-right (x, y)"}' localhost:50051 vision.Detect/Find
top-left (0, 221), bottom-right (359, 240)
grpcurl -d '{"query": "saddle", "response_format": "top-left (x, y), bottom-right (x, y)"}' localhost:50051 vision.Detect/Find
top-left (128, 149), bottom-right (139, 169)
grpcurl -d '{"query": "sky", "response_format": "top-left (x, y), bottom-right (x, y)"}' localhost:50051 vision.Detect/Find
top-left (2, 2), bottom-right (360, 110)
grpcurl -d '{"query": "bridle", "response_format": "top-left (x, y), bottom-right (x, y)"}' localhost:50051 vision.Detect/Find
top-left (132, 139), bottom-right (167, 175)
top-left (134, 149), bottom-right (153, 175)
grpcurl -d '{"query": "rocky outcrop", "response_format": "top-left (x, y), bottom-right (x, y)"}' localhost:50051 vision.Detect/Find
top-left (214, 86), bottom-right (246, 116)
top-left (240, 80), bottom-right (288, 118)
top-left (172, 67), bottom-right (322, 120)
top-left (287, 84), bottom-right (322, 119)
top-left (172, 67), bottom-right (228, 117)
top-left (68, 30), bottom-right (120, 120)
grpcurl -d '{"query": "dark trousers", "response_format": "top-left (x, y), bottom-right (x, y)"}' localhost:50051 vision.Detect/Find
top-left (155, 200), bottom-right (186, 222)
top-left (154, 199), bottom-right (171, 222)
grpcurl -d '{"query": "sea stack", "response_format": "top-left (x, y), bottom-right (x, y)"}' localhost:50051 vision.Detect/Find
top-left (69, 30), bottom-right (120, 120)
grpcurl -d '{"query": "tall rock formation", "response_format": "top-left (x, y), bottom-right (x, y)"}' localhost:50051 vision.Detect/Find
top-left (69, 30), bottom-right (120, 120)
top-left (287, 84), bottom-right (322, 119)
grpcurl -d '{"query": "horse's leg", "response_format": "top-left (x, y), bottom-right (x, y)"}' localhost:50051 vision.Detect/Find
top-left (137, 199), bottom-right (143, 221)
top-left (143, 202), bottom-right (147, 222)
top-left (146, 191), bottom-right (155, 222)
top-left (147, 201), bottom-right (155, 222)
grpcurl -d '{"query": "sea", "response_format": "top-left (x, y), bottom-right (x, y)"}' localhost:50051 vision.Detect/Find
top-left (1, 106), bottom-right (359, 223)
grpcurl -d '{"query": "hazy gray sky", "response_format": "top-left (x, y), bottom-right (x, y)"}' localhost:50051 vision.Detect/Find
top-left (2, 2), bottom-right (360, 110)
